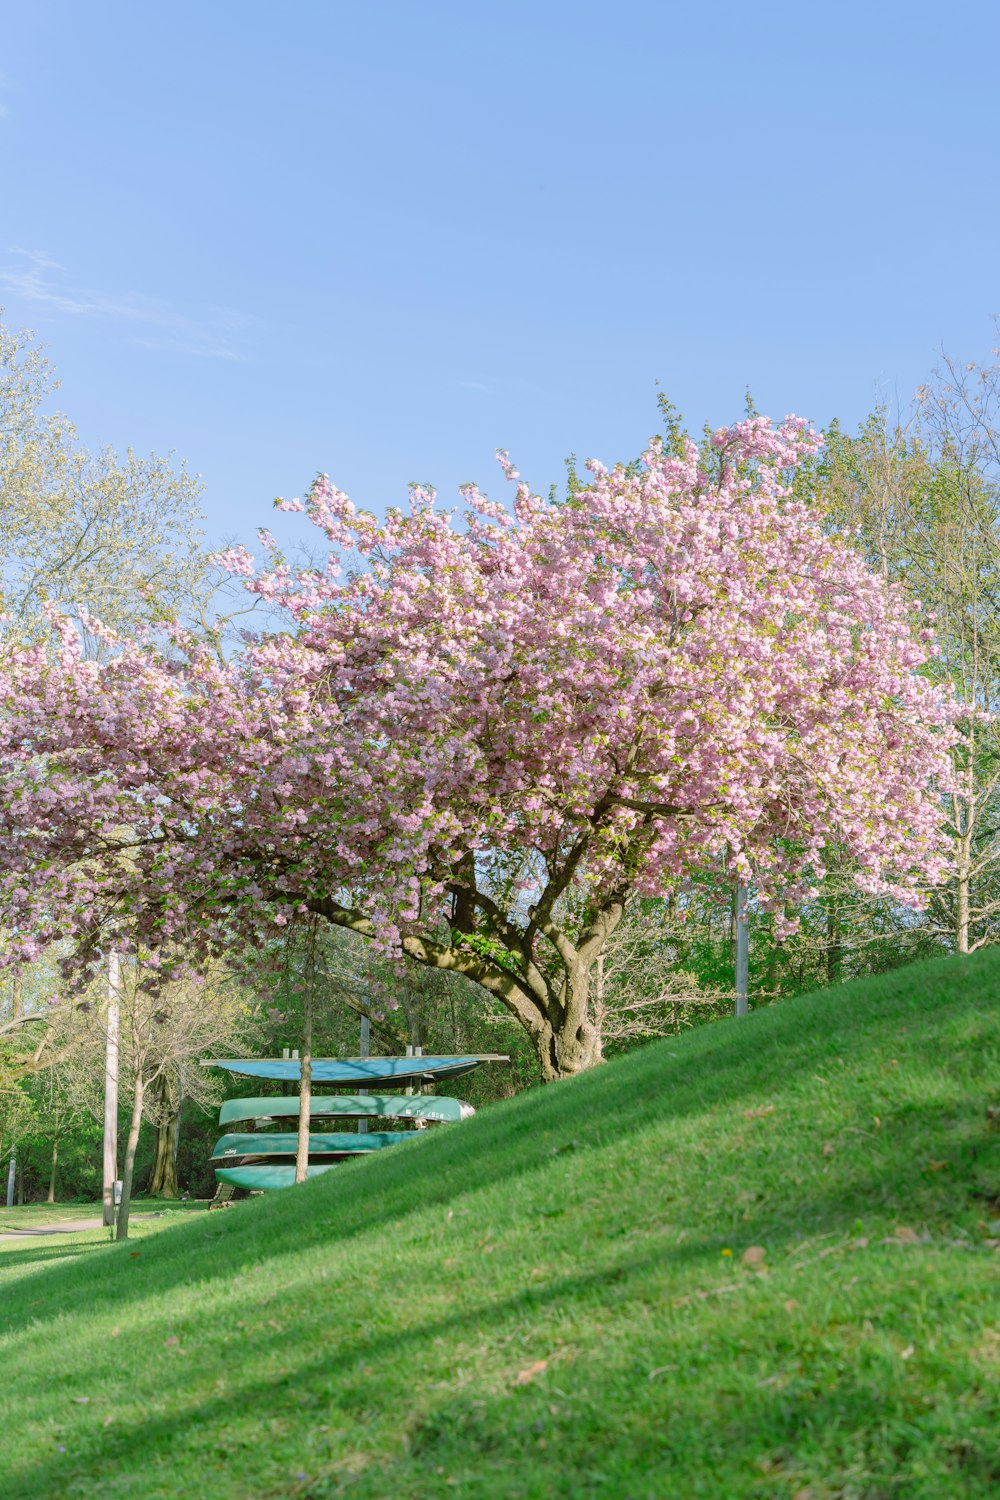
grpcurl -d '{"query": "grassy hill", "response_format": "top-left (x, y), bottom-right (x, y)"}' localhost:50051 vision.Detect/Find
top-left (1, 951), bottom-right (998, 1499)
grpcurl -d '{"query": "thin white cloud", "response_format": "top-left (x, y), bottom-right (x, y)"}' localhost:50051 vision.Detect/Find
top-left (1, 248), bottom-right (251, 361)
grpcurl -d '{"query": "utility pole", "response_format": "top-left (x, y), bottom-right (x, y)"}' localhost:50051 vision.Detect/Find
top-left (102, 951), bottom-right (121, 1227)
top-left (6, 971), bottom-right (20, 1211)
top-left (4, 972), bottom-right (22, 1206)
top-left (735, 884), bottom-right (749, 1018)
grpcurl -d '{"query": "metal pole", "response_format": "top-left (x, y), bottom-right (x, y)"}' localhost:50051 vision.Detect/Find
top-left (102, 951), bottom-right (121, 1227)
top-left (294, 991), bottom-right (312, 1185)
top-left (5, 1146), bottom-right (15, 1209)
top-left (358, 1013), bottom-right (371, 1134)
top-left (735, 884), bottom-right (749, 1018)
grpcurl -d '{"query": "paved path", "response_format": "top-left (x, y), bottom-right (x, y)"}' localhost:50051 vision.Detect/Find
top-left (0, 1212), bottom-right (166, 1240)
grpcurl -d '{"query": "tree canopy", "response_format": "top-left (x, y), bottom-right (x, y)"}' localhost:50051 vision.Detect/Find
top-left (0, 416), bottom-right (961, 1078)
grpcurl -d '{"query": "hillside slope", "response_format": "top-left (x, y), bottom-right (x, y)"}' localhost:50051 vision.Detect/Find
top-left (2, 951), bottom-right (999, 1499)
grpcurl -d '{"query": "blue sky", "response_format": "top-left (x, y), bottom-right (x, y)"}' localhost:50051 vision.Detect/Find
top-left (1, 1), bottom-right (998, 551)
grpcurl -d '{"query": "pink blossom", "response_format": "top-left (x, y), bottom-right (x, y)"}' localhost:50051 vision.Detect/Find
top-left (0, 417), bottom-right (965, 1067)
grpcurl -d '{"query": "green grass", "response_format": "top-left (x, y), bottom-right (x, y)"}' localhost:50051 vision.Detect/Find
top-left (0, 1198), bottom-right (206, 1234)
top-left (1, 951), bottom-right (998, 1499)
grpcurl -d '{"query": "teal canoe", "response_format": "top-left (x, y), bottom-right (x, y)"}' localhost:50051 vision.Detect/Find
top-left (210, 1131), bottom-right (413, 1161)
top-left (202, 1054), bottom-right (507, 1086)
top-left (215, 1163), bottom-right (337, 1191)
top-left (218, 1094), bottom-right (474, 1127)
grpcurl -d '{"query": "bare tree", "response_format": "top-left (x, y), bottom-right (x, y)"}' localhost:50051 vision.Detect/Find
top-left (585, 900), bottom-right (729, 1047)
top-left (17, 957), bottom-right (257, 1230)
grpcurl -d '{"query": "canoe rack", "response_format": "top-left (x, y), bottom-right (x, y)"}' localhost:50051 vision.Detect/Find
top-left (201, 1046), bottom-right (507, 1193)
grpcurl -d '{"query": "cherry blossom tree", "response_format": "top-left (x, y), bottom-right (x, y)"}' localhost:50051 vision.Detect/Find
top-left (0, 417), bottom-right (962, 1079)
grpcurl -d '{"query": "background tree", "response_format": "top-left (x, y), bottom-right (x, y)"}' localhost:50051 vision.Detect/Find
top-left (20, 1065), bottom-right (81, 1203)
top-left (0, 313), bottom-right (212, 645)
top-left (586, 897), bottom-right (726, 1053)
top-left (0, 957), bottom-right (70, 1202)
top-left (104, 961), bottom-right (258, 1235)
top-left (255, 924), bottom-right (537, 1103)
top-left (817, 356), bottom-right (1000, 955)
top-left (2, 957), bottom-right (256, 1211)
top-left (0, 315), bottom-right (252, 1203)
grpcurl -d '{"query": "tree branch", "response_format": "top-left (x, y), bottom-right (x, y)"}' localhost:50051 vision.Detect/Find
top-left (305, 892), bottom-right (548, 1031)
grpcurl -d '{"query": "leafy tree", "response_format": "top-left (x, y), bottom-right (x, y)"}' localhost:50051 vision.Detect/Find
top-left (0, 313), bottom-right (211, 644)
top-left (817, 361), bottom-right (1000, 954)
top-left (15, 1066), bottom-right (85, 1203)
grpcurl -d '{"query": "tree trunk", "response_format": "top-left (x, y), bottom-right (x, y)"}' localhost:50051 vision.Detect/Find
top-left (47, 1135), bottom-right (58, 1203)
top-left (148, 1114), bottom-right (180, 1197)
top-left (448, 987), bottom-right (461, 1052)
top-left (312, 892), bottom-right (612, 1083)
top-left (115, 1072), bottom-right (145, 1242)
top-left (826, 896), bottom-right (843, 986)
top-left (956, 843), bottom-right (971, 955)
top-left (952, 787), bottom-right (973, 955)
top-left (534, 1015), bottom-right (603, 1082)
top-left (295, 987), bottom-right (312, 1185)
top-left (399, 981), bottom-right (423, 1051)
top-left (167, 1103), bottom-right (182, 1192)
top-left (147, 1076), bottom-right (181, 1197)
top-left (533, 962), bottom-right (604, 1082)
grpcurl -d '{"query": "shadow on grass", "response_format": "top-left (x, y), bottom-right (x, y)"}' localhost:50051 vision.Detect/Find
top-left (0, 948), bottom-right (997, 1346)
top-left (0, 1237), bottom-right (776, 1497)
top-left (6, 1222), bottom-right (996, 1500)
top-left (0, 1242), bottom-right (110, 1274)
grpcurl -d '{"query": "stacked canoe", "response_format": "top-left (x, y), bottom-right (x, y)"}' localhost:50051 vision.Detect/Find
top-left (202, 1054), bottom-right (506, 1191)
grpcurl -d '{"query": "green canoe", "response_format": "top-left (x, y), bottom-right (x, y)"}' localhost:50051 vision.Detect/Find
top-left (218, 1094), bottom-right (474, 1127)
top-left (215, 1163), bottom-right (338, 1191)
top-left (204, 1055), bottom-right (506, 1086)
top-left (210, 1130), bottom-right (413, 1161)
